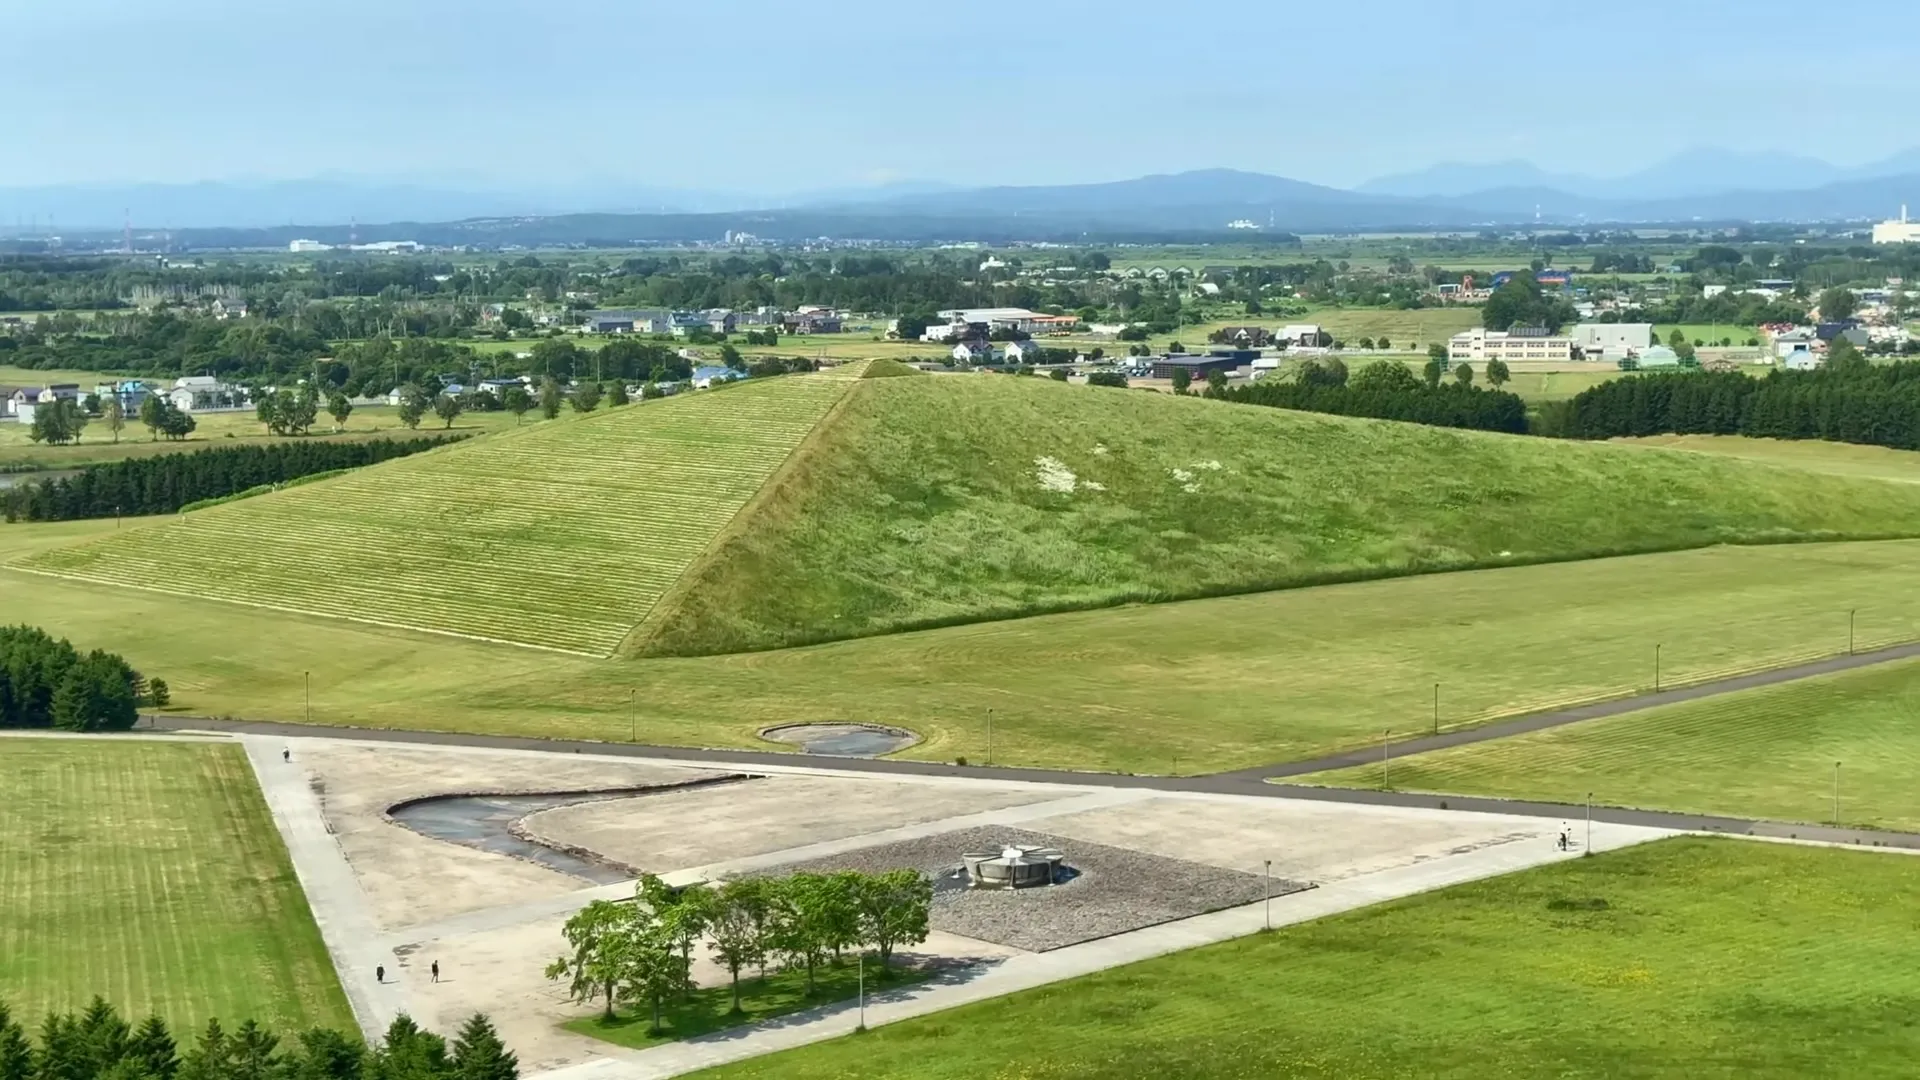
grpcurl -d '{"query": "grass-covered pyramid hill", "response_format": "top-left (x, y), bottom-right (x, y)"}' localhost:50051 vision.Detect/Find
top-left (23, 369), bottom-right (1920, 658)
top-left (634, 373), bottom-right (1920, 655)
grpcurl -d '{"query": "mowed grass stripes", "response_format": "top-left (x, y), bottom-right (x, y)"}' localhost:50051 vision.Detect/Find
top-left (1298, 657), bottom-right (1920, 831)
top-left (692, 838), bottom-right (1920, 1079)
top-left (0, 738), bottom-right (351, 1031)
top-left (22, 375), bottom-right (852, 654)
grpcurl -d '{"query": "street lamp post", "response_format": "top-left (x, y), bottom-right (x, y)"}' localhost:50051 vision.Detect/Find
top-left (1264, 859), bottom-right (1272, 930)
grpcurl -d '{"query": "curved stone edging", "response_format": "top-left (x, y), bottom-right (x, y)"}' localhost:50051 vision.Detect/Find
top-left (758, 722), bottom-right (921, 756)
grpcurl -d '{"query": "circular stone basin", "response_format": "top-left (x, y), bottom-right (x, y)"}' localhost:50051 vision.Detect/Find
top-left (760, 723), bottom-right (919, 757)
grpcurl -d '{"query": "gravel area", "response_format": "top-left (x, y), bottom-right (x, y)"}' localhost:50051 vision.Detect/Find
top-left (763, 826), bottom-right (1310, 952)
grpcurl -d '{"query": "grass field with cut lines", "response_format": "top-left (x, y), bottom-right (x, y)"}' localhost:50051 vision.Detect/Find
top-left (1299, 658), bottom-right (1920, 831)
top-left (691, 838), bottom-right (1920, 1080)
top-left (21, 375), bottom-right (854, 655)
top-left (0, 738), bottom-right (351, 1031)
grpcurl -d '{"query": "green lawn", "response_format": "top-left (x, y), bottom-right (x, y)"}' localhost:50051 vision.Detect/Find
top-left (0, 738), bottom-right (352, 1031)
top-left (1614, 435), bottom-right (1920, 485)
top-left (568, 960), bottom-right (929, 1050)
top-left (638, 374), bottom-right (1920, 656)
top-left (0, 405), bottom-right (519, 471)
top-left (690, 838), bottom-right (1920, 1080)
top-left (1300, 658), bottom-right (1920, 831)
top-left (21, 374), bottom-right (857, 655)
top-left (6, 533), bottom-right (1920, 774)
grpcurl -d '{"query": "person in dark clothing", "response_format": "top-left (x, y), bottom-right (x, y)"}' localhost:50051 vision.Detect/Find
top-left (431, 961), bottom-right (440, 983)
top-left (283, 749), bottom-right (291, 763)
top-left (376, 965), bottom-right (385, 984)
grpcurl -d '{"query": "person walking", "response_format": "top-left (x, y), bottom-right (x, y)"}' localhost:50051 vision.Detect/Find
top-left (431, 961), bottom-right (440, 984)
top-left (283, 748), bottom-right (291, 763)
top-left (376, 965), bottom-right (385, 984)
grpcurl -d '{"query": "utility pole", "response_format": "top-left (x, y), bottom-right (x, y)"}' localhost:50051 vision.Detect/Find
top-left (1264, 859), bottom-right (1273, 930)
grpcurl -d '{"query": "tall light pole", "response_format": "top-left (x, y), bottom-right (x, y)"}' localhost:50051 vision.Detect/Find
top-left (1264, 859), bottom-right (1273, 930)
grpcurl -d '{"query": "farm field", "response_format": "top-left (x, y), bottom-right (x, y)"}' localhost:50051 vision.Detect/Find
top-left (690, 838), bottom-right (1920, 1080)
top-left (0, 363), bottom-right (127, 386)
top-left (7, 533), bottom-right (1920, 773)
top-left (0, 405), bottom-right (519, 470)
top-left (1300, 658), bottom-right (1920, 831)
top-left (0, 738), bottom-right (352, 1031)
top-left (21, 374), bottom-right (857, 655)
top-left (637, 374), bottom-right (1920, 656)
top-left (1614, 434), bottom-right (1920, 484)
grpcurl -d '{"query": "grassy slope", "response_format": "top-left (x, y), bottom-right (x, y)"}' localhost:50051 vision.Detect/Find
top-left (691, 839), bottom-right (1920, 1080)
top-left (1614, 434), bottom-right (1920, 484)
top-left (1301, 658), bottom-right (1920, 831)
top-left (6, 532), bottom-right (1920, 774)
top-left (0, 738), bottom-right (352, 1031)
top-left (637, 375), bottom-right (1920, 657)
top-left (20, 375), bottom-right (854, 655)
top-left (0, 406), bottom-right (519, 470)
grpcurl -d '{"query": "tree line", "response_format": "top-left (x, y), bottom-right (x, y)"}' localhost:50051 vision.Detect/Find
top-left (1557, 353), bottom-right (1920, 449)
top-left (1214, 358), bottom-right (1530, 434)
top-left (0, 998), bottom-right (516, 1080)
top-left (2, 437), bottom-right (460, 523)
top-left (549, 869), bottom-right (932, 1033)
top-left (0, 626), bottom-right (149, 732)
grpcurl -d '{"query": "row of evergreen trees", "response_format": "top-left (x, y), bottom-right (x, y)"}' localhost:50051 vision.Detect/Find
top-left (1216, 379), bottom-right (1530, 434)
top-left (0, 625), bottom-right (144, 732)
top-left (0, 999), bottom-right (516, 1080)
top-left (1558, 359), bottom-right (1920, 448)
top-left (2, 437), bottom-right (460, 523)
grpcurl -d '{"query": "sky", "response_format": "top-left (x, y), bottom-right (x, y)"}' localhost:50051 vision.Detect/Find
top-left (4, 0), bottom-right (1917, 195)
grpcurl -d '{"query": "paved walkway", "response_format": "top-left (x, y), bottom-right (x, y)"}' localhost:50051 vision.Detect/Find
top-left (175, 716), bottom-right (1920, 852)
top-left (239, 736), bottom-right (410, 1039)
top-left (526, 819), bottom-right (1672, 1080)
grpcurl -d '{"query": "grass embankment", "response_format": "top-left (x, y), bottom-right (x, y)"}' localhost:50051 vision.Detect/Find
top-left (0, 738), bottom-right (352, 1031)
top-left (6, 531), bottom-right (1920, 774)
top-left (568, 961), bottom-right (930, 1050)
top-left (19, 376), bottom-right (855, 655)
top-left (636, 374), bottom-right (1920, 656)
top-left (1615, 434), bottom-right (1920, 485)
top-left (0, 405), bottom-right (519, 471)
top-left (1301, 658), bottom-right (1920, 831)
top-left (690, 839), bottom-right (1920, 1080)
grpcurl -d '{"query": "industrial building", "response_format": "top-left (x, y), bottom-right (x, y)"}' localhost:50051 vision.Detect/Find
top-left (1448, 326), bottom-right (1574, 364)
top-left (1872, 206), bottom-right (1920, 244)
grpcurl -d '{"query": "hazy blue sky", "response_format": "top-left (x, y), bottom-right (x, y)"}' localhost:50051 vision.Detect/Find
top-left (6, 0), bottom-right (1914, 192)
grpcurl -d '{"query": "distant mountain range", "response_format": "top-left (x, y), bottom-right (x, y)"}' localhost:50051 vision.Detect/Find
top-left (5, 150), bottom-right (1918, 245)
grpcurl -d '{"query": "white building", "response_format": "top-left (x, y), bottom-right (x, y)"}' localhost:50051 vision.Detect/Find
top-left (1278, 324), bottom-right (1324, 348)
top-left (1571, 323), bottom-right (1653, 361)
top-left (928, 308), bottom-right (1078, 339)
top-left (288, 239), bottom-right (332, 253)
top-left (1872, 206), bottom-right (1920, 245)
top-left (1449, 327), bottom-right (1574, 364)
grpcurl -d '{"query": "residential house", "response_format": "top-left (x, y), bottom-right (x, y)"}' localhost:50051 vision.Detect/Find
top-left (1636, 345), bottom-right (1682, 369)
top-left (690, 365), bottom-right (744, 389)
top-left (1003, 340), bottom-right (1055, 364)
top-left (1771, 328), bottom-right (1817, 361)
top-left (951, 341), bottom-right (997, 364)
top-left (211, 297), bottom-right (249, 320)
top-left (170, 376), bottom-right (246, 412)
top-left (94, 380), bottom-right (151, 413)
top-left (783, 310), bottom-right (843, 334)
top-left (1278, 324), bottom-right (1325, 349)
top-left (1211, 326), bottom-right (1273, 348)
top-left (1781, 344), bottom-right (1821, 370)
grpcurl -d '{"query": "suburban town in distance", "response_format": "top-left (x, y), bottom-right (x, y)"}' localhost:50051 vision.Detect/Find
top-left (6, 2), bottom-right (1920, 1079)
